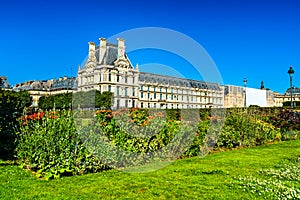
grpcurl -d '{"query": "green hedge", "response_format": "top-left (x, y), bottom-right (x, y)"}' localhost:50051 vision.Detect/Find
top-left (0, 89), bottom-right (31, 160)
top-left (39, 91), bottom-right (113, 110)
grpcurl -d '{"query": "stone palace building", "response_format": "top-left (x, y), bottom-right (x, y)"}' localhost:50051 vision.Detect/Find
top-left (77, 38), bottom-right (224, 109)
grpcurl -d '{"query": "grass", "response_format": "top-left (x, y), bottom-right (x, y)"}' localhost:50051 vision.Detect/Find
top-left (1, 140), bottom-right (300, 199)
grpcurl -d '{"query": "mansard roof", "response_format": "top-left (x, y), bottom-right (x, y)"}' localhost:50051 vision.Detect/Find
top-left (95, 43), bottom-right (118, 65)
top-left (139, 72), bottom-right (221, 90)
top-left (13, 77), bottom-right (77, 92)
top-left (286, 87), bottom-right (300, 95)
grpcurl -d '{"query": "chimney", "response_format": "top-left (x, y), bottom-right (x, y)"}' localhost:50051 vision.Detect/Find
top-left (117, 38), bottom-right (125, 57)
top-left (260, 81), bottom-right (265, 89)
top-left (88, 42), bottom-right (96, 62)
top-left (99, 38), bottom-right (106, 64)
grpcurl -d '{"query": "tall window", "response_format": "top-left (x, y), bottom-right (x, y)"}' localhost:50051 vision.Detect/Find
top-left (160, 94), bottom-right (162, 100)
top-left (132, 76), bottom-right (135, 84)
top-left (108, 85), bottom-right (111, 92)
top-left (148, 93), bottom-right (150, 99)
top-left (141, 92), bottom-right (144, 98)
top-left (116, 86), bottom-right (120, 96)
top-left (154, 93), bottom-right (156, 99)
top-left (117, 75), bottom-right (120, 82)
top-left (132, 87), bottom-right (135, 96)
top-left (108, 70), bottom-right (111, 81)
top-left (141, 102), bottom-right (143, 108)
top-left (125, 76), bottom-right (128, 83)
top-left (125, 87), bottom-right (128, 96)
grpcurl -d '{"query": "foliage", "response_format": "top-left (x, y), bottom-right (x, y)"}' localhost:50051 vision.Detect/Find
top-left (92, 108), bottom-right (191, 168)
top-left (38, 93), bottom-right (72, 110)
top-left (0, 89), bottom-right (31, 160)
top-left (283, 101), bottom-right (300, 108)
top-left (38, 91), bottom-right (113, 110)
top-left (73, 90), bottom-right (113, 109)
top-left (2, 139), bottom-right (300, 199)
top-left (217, 108), bottom-right (282, 149)
top-left (270, 109), bottom-right (300, 134)
top-left (13, 106), bottom-right (300, 179)
top-left (16, 110), bottom-right (108, 179)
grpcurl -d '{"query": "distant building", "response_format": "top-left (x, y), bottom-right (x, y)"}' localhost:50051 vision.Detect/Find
top-left (224, 85), bottom-right (274, 108)
top-left (274, 87), bottom-right (300, 107)
top-left (13, 77), bottom-right (77, 107)
top-left (77, 38), bottom-right (224, 109)
top-left (0, 76), bottom-right (11, 89)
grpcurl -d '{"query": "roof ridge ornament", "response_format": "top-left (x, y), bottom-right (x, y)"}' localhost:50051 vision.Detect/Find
top-left (86, 42), bottom-right (97, 68)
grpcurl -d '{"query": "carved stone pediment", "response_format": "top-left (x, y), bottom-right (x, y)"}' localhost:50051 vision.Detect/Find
top-left (114, 55), bottom-right (133, 69)
top-left (85, 60), bottom-right (96, 69)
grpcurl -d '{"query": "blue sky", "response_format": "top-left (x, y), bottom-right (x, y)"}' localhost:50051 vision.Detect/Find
top-left (1, 0), bottom-right (299, 93)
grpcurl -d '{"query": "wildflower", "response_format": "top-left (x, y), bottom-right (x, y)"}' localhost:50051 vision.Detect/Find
top-left (107, 114), bottom-right (113, 118)
top-left (49, 115), bottom-right (59, 119)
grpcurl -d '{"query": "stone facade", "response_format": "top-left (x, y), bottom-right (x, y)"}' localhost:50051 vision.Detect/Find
top-left (274, 87), bottom-right (300, 107)
top-left (224, 85), bottom-right (275, 108)
top-left (77, 38), bottom-right (224, 109)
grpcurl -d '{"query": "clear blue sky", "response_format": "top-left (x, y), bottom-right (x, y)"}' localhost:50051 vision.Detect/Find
top-left (1, 0), bottom-right (299, 93)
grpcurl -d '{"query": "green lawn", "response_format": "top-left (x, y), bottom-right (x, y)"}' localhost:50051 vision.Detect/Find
top-left (1, 140), bottom-right (300, 199)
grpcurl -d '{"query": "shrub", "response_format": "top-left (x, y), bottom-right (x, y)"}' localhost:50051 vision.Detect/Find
top-left (217, 109), bottom-right (281, 148)
top-left (16, 110), bottom-right (108, 180)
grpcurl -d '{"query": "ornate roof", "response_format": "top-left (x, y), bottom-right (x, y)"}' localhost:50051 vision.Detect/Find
top-left (0, 76), bottom-right (11, 89)
top-left (83, 43), bottom-right (133, 69)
